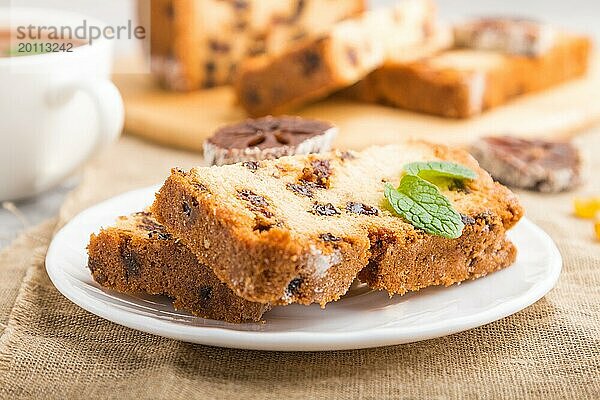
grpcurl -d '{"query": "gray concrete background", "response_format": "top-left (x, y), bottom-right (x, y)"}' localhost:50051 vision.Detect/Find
top-left (1, 1), bottom-right (598, 248)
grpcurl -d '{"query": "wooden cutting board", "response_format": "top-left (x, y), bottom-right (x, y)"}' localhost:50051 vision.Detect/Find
top-left (114, 56), bottom-right (600, 152)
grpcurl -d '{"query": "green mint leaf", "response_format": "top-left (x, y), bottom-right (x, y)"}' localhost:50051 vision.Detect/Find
top-left (404, 161), bottom-right (477, 182)
top-left (384, 176), bottom-right (464, 239)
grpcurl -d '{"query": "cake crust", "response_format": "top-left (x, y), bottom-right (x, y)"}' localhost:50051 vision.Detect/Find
top-left (152, 142), bottom-right (523, 306)
top-left (359, 213), bottom-right (517, 294)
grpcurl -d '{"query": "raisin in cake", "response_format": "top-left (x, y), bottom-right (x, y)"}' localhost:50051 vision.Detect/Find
top-left (87, 212), bottom-right (270, 323)
top-left (235, 0), bottom-right (439, 116)
top-left (142, 0), bottom-right (365, 90)
top-left (152, 142), bottom-right (523, 306)
top-left (345, 24), bottom-right (591, 118)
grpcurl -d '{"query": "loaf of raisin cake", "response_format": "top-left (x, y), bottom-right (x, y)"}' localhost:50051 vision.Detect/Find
top-left (152, 143), bottom-right (523, 306)
top-left (87, 212), bottom-right (269, 323)
top-left (345, 26), bottom-right (591, 118)
top-left (141, 0), bottom-right (365, 90)
top-left (235, 0), bottom-right (439, 116)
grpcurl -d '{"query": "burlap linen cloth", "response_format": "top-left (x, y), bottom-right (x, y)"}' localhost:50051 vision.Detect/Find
top-left (0, 132), bottom-right (599, 399)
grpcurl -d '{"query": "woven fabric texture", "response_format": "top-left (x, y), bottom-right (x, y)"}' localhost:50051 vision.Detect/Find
top-left (0, 134), bottom-right (599, 399)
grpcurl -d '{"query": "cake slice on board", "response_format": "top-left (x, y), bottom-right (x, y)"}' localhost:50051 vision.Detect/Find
top-left (345, 18), bottom-right (591, 118)
top-left (235, 0), bottom-right (441, 116)
top-left (142, 0), bottom-right (366, 90)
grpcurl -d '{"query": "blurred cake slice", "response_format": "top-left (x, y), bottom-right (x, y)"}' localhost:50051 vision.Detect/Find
top-left (235, 0), bottom-right (440, 116)
top-left (344, 29), bottom-right (591, 118)
top-left (142, 0), bottom-right (366, 90)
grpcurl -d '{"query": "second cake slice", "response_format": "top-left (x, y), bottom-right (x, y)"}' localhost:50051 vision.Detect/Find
top-left (88, 212), bottom-right (269, 323)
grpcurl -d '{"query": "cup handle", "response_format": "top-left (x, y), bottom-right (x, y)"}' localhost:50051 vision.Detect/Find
top-left (44, 79), bottom-right (124, 186)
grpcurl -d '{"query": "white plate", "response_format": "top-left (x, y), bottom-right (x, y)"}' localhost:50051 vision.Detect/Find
top-left (46, 185), bottom-right (562, 351)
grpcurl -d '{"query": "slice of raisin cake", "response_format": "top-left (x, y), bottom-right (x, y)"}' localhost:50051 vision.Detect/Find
top-left (152, 142), bottom-right (523, 306)
top-left (142, 0), bottom-right (366, 90)
top-left (87, 212), bottom-right (270, 323)
top-left (235, 0), bottom-right (438, 116)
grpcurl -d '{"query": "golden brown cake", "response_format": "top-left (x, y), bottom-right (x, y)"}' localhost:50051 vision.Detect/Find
top-left (141, 0), bottom-right (366, 90)
top-left (151, 142), bottom-right (523, 306)
top-left (87, 211), bottom-right (270, 323)
top-left (344, 32), bottom-right (591, 118)
top-left (235, 0), bottom-right (439, 116)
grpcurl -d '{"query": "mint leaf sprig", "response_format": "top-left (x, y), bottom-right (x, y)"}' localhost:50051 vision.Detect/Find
top-left (384, 161), bottom-right (477, 239)
top-left (384, 177), bottom-right (464, 239)
top-left (404, 161), bottom-right (478, 181)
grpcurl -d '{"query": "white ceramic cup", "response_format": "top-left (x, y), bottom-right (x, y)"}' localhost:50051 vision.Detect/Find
top-left (0, 8), bottom-right (124, 201)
